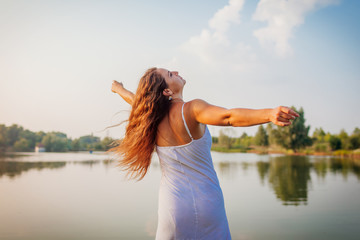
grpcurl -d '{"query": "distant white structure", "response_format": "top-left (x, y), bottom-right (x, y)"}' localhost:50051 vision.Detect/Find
top-left (35, 143), bottom-right (46, 153)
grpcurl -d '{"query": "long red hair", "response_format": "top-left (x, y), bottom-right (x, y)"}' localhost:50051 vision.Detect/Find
top-left (110, 67), bottom-right (170, 181)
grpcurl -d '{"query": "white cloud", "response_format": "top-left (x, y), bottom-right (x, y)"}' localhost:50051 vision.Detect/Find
top-left (179, 0), bottom-right (256, 72)
top-left (253, 0), bottom-right (339, 57)
top-left (209, 0), bottom-right (245, 42)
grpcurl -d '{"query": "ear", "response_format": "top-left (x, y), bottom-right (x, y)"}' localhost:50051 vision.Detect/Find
top-left (162, 88), bottom-right (173, 97)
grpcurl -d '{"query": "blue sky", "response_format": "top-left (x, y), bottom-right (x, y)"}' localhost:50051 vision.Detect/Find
top-left (1, 0), bottom-right (359, 139)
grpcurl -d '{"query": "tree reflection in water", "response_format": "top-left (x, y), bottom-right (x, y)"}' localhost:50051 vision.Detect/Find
top-left (0, 161), bottom-right (66, 179)
top-left (1, 154), bottom-right (359, 207)
top-left (217, 155), bottom-right (360, 206)
top-left (72, 160), bottom-right (101, 168)
top-left (257, 156), bottom-right (311, 206)
top-left (0, 159), bottom-right (110, 179)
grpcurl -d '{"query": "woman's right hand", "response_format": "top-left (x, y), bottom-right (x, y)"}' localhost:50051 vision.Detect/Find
top-left (269, 106), bottom-right (299, 127)
top-left (111, 80), bottom-right (135, 105)
top-left (111, 80), bottom-right (124, 93)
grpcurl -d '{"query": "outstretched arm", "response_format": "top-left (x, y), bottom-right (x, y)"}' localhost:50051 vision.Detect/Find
top-left (189, 99), bottom-right (299, 127)
top-left (111, 80), bottom-right (135, 105)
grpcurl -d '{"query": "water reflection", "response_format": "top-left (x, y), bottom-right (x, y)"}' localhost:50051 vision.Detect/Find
top-left (1, 153), bottom-right (359, 240)
top-left (0, 159), bottom-right (114, 179)
top-left (217, 162), bottom-right (240, 180)
top-left (1, 154), bottom-right (360, 206)
top-left (0, 161), bottom-right (66, 179)
top-left (73, 160), bottom-right (101, 168)
top-left (326, 158), bottom-right (360, 180)
top-left (257, 156), bottom-right (311, 206)
top-left (215, 155), bottom-right (360, 206)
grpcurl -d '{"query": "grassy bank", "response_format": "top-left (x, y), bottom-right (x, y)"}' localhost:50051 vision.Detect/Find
top-left (211, 145), bottom-right (360, 159)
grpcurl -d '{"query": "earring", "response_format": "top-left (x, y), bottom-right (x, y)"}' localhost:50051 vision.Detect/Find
top-left (169, 96), bottom-right (172, 101)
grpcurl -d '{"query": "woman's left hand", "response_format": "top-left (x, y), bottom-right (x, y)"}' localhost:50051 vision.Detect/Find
top-left (269, 106), bottom-right (299, 126)
top-left (111, 80), bottom-right (124, 93)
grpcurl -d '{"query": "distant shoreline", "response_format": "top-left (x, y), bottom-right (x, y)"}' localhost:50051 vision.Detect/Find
top-left (210, 146), bottom-right (360, 159)
top-left (2, 149), bottom-right (360, 160)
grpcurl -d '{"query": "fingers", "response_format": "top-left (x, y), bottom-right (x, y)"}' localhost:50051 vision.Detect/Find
top-left (278, 112), bottom-right (293, 121)
top-left (281, 107), bottom-right (300, 117)
top-left (279, 106), bottom-right (299, 118)
top-left (274, 116), bottom-right (291, 126)
top-left (274, 121), bottom-right (291, 127)
top-left (278, 116), bottom-right (291, 122)
top-left (290, 109), bottom-right (300, 118)
top-left (272, 106), bottom-right (300, 127)
top-left (275, 109), bottom-right (294, 121)
top-left (273, 118), bottom-right (292, 127)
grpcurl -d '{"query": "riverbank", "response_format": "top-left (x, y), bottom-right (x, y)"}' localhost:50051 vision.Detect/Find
top-left (3, 148), bottom-right (360, 159)
top-left (211, 145), bottom-right (360, 159)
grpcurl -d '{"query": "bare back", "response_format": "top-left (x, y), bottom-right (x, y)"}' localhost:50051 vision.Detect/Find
top-left (156, 101), bottom-right (206, 147)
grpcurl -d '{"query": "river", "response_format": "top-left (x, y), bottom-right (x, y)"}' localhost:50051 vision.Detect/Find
top-left (0, 152), bottom-right (359, 240)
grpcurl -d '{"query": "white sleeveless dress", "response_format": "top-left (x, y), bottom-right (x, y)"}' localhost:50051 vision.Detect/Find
top-left (155, 103), bottom-right (231, 240)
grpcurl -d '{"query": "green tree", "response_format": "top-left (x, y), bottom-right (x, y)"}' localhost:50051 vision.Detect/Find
top-left (101, 137), bottom-right (115, 151)
top-left (219, 130), bottom-right (231, 149)
top-left (20, 130), bottom-right (37, 150)
top-left (312, 127), bottom-right (326, 143)
top-left (338, 129), bottom-right (350, 150)
top-left (266, 123), bottom-right (277, 146)
top-left (254, 125), bottom-right (269, 146)
top-left (6, 124), bottom-right (23, 148)
top-left (41, 132), bottom-right (68, 152)
top-left (272, 107), bottom-right (312, 152)
top-left (218, 129), bottom-right (235, 149)
top-left (312, 127), bottom-right (329, 152)
top-left (353, 127), bottom-right (360, 135)
top-left (349, 127), bottom-right (360, 150)
top-left (71, 139), bottom-right (80, 151)
top-left (36, 131), bottom-right (46, 143)
top-left (329, 135), bottom-right (342, 150)
top-left (14, 138), bottom-right (31, 152)
top-left (0, 124), bottom-right (7, 152)
top-left (78, 134), bottom-right (101, 150)
top-left (0, 124), bottom-right (120, 153)
top-left (234, 132), bottom-right (252, 149)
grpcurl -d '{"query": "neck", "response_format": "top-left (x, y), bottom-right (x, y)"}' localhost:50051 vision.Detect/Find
top-left (169, 88), bottom-right (184, 102)
top-left (171, 92), bottom-right (183, 101)
top-left (171, 98), bottom-right (184, 103)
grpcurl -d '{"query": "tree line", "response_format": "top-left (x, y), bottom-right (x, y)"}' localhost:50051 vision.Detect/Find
top-left (0, 124), bottom-right (115, 153)
top-left (212, 107), bottom-right (360, 154)
top-left (1, 106), bottom-right (359, 154)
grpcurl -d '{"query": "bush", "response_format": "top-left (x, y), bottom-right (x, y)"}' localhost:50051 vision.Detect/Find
top-left (314, 143), bottom-right (328, 152)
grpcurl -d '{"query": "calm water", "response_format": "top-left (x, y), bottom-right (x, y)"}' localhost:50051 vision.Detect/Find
top-left (0, 152), bottom-right (359, 240)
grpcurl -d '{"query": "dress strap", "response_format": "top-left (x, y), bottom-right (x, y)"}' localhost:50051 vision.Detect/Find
top-left (181, 102), bottom-right (194, 141)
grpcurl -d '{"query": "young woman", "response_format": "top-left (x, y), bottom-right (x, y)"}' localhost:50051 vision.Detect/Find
top-left (111, 67), bottom-right (299, 240)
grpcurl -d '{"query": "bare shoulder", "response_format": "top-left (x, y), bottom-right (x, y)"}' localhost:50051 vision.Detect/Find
top-left (186, 99), bottom-right (211, 110)
top-left (186, 99), bottom-right (229, 125)
top-left (187, 98), bottom-right (227, 111)
top-left (186, 99), bottom-right (210, 117)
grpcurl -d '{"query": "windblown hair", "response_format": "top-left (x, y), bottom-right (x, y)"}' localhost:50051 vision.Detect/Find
top-left (110, 67), bottom-right (170, 181)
